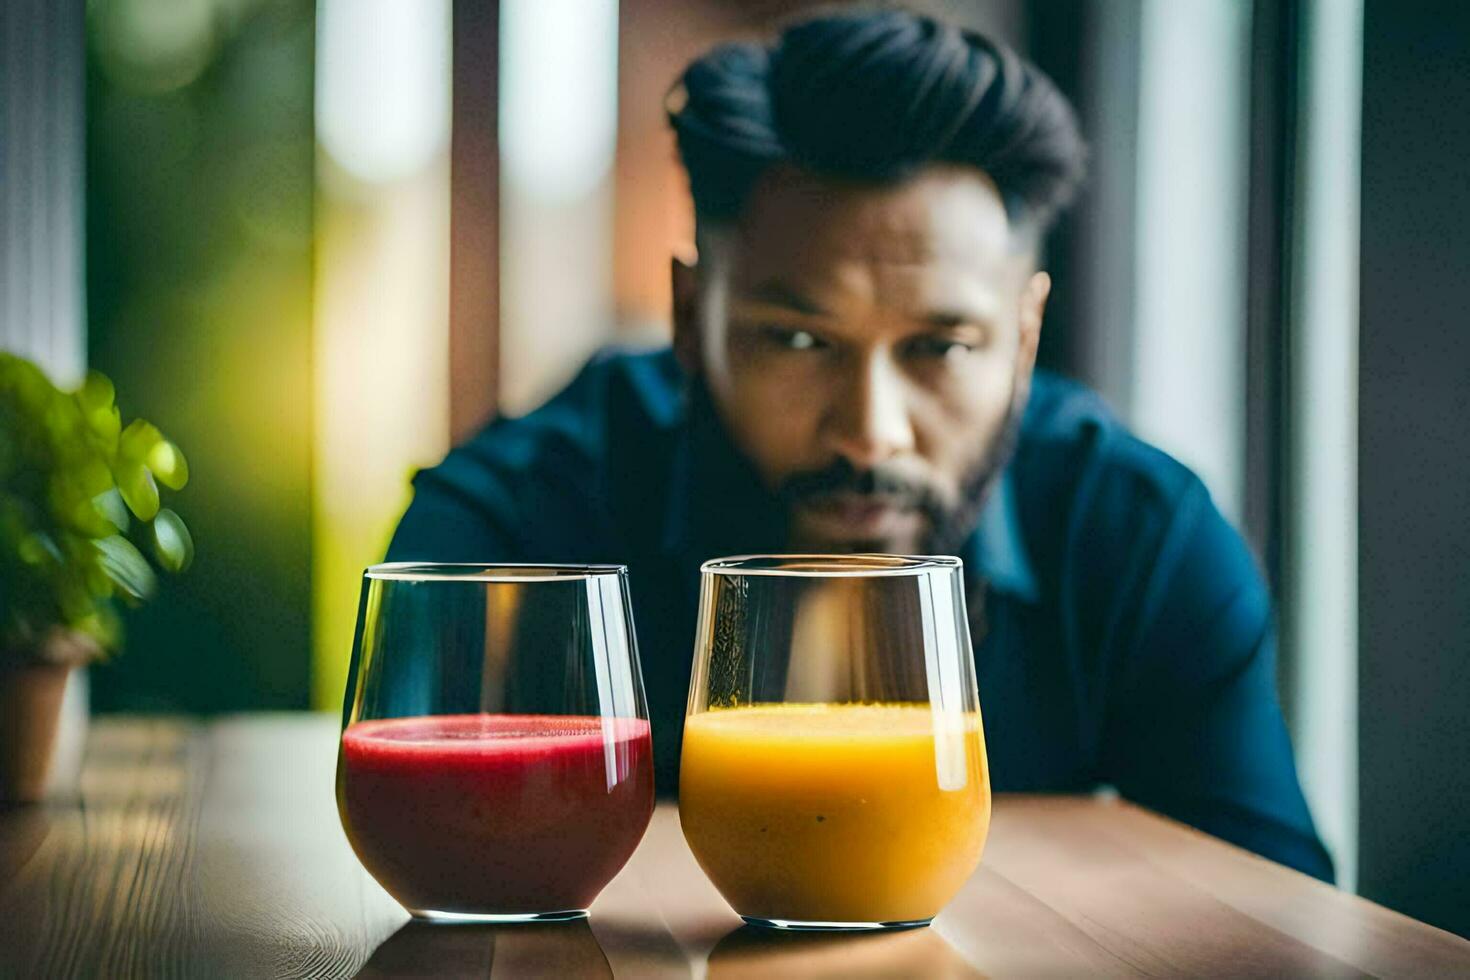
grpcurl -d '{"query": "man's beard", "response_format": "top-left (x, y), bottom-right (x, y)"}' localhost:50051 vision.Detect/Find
top-left (689, 377), bottom-right (1026, 557)
top-left (778, 406), bottom-right (1022, 555)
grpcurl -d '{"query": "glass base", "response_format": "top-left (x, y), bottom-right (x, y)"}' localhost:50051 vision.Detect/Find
top-left (740, 916), bottom-right (932, 932)
top-left (409, 908), bottom-right (588, 924)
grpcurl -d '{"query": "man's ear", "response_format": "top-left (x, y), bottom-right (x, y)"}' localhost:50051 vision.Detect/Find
top-left (671, 255), bottom-right (701, 375)
top-left (1017, 270), bottom-right (1051, 373)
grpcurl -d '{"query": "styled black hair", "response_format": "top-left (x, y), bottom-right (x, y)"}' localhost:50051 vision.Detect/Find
top-left (668, 7), bottom-right (1086, 237)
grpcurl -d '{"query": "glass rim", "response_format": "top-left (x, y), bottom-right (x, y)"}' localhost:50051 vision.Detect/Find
top-left (364, 562), bottom-right (627, 583)
top-left (700, 554), bottom-right (962, 578)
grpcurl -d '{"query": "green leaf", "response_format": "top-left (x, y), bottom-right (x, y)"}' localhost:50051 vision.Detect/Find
top-left (0, 426), bottom-right (15, 479)
top-left (118, 419), bottom-right (187, 491)
top-left (95, 535), bottom-right (157, 601)
top-left (73, 605), bottom-right (121, 652)
top-left (118, 419), bottom-right (164, 464)
top-left (77, 371), bottom-right (121, 446)
top-left (57, 577), bottom-right (97, 621)
top-left (93, 488), bottom-right (131, 533)
top-left (72, 457), bottom-right (115, 496)
top-left (52, 461), bottom-right (117, 536)
top-left (18, 532), bottom-right (62, 566)
top-left (64, 495), bottom-right (117, 538)
top-left (77, 371), bottom-right (115, 410)
top-left (151, 508), bottom-right (194, 573)
top-left (147, 440), bottom-right (189, 490)
top-left (82, 559), bottom-right (114, 598)
top-left (1, 355), bottom-right (57, 415)
top-left (116, 460), bottom-right (160, 520)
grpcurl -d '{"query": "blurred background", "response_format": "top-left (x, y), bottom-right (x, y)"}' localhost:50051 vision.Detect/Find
top-left (1, 0), bottom-right (1466, 938)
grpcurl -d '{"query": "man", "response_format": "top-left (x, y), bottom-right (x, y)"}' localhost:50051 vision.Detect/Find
top-left (390, 9), bottom-right (1334, 881)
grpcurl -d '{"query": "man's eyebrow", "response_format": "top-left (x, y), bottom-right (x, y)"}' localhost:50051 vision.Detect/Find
top-left (738, 285), bottom-right (995, 329)
top-left (923, 310), bottom-right (974, 330)
top-left (739, 282), bottom-right (834, 317)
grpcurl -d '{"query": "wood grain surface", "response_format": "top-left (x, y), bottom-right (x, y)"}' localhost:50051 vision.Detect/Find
top-left (0, 716), bottom-right (1465, 978)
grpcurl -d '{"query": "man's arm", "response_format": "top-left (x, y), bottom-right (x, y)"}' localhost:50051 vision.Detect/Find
top-left (1098, 480), bottom-right (1335, 882)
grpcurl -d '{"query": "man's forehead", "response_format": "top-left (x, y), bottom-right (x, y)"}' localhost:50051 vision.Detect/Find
top-left (732, 163), bottom-right (1015, 272)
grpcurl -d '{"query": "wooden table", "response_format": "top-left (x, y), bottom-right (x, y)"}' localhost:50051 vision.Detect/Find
top-left (1, 716), bottom-right (1466, 978)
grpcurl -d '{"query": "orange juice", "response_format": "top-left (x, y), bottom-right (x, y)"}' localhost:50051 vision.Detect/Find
top-left (679, 703), bottom-right (989, 924)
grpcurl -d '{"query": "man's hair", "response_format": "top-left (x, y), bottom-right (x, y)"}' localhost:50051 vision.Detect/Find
top-left (667, 7), bottom-right (1086, 238)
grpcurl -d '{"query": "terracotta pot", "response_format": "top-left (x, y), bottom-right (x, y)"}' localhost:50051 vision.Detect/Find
top-left (0, 661), bottom-right (73, 804)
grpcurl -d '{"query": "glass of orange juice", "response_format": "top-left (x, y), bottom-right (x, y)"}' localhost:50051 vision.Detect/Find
top-left (679, 555), bottom-right (990, 931)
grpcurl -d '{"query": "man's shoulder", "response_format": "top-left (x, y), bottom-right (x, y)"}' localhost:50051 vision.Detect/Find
top-left (390, 348), bottom-right (682, 560)
top-left (493, 345), bottom-right (680, 439)
top-left (406, 347), bottom-right (682, 540)
top-left (549, 345), bottom-right (686, 428)
top-left (1015, 376), bottom-right (1267, 672)
top-left (1019, 370), bottom-right (1205, 513)
top-left (444, 347), bottom-right (681, 471)
top-left (1013, 372), bottom-right (1228, 598)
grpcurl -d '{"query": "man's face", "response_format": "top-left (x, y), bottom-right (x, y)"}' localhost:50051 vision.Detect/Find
top-left (674, 164), bottom-right (1050, 554)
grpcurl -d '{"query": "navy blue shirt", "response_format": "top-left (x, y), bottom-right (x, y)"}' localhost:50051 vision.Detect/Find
top-left (388, 348), bottom-right (1334, 882)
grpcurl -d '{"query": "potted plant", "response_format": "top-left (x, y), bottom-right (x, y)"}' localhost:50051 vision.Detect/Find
top-left (0, 353), bottom-right (193, 803)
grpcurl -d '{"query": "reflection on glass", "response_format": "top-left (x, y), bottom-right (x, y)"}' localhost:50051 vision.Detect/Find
top-left (336, 564), bottom-right (654, 923)
top-left (707, 924), bottom-right (978, 979)
top-left (355, 919), bottom-right (612, 979)
top-left (680, 556), bottom-right (990, 930)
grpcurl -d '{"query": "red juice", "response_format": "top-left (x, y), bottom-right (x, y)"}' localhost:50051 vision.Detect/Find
top-left (337, 714), bottom-right (654, 915)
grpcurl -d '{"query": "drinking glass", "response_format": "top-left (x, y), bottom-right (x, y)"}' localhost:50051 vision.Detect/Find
top-left (336, 563), bottom-right (655, 923)
top-left (679, 555), bottom-right (990, 931)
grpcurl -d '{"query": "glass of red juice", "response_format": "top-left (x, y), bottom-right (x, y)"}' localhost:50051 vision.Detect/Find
top-left (336, 564), bottom-right (655, 923)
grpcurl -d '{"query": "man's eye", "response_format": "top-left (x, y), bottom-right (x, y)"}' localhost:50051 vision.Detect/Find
top-left (764, 326), bottom-right (826, 351)
top-left (906, 336), bottom-right (977, 360)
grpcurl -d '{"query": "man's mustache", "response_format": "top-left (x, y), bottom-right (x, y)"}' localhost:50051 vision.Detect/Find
top-left (776, 458), bottom-right (946, 516)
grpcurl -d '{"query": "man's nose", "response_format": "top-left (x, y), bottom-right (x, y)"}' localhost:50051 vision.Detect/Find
top-left (822, 353), bottom-right (917, 469)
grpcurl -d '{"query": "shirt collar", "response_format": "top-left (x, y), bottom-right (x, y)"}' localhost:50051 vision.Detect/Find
top-left (965, 469), bottom-right (1040, 604)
